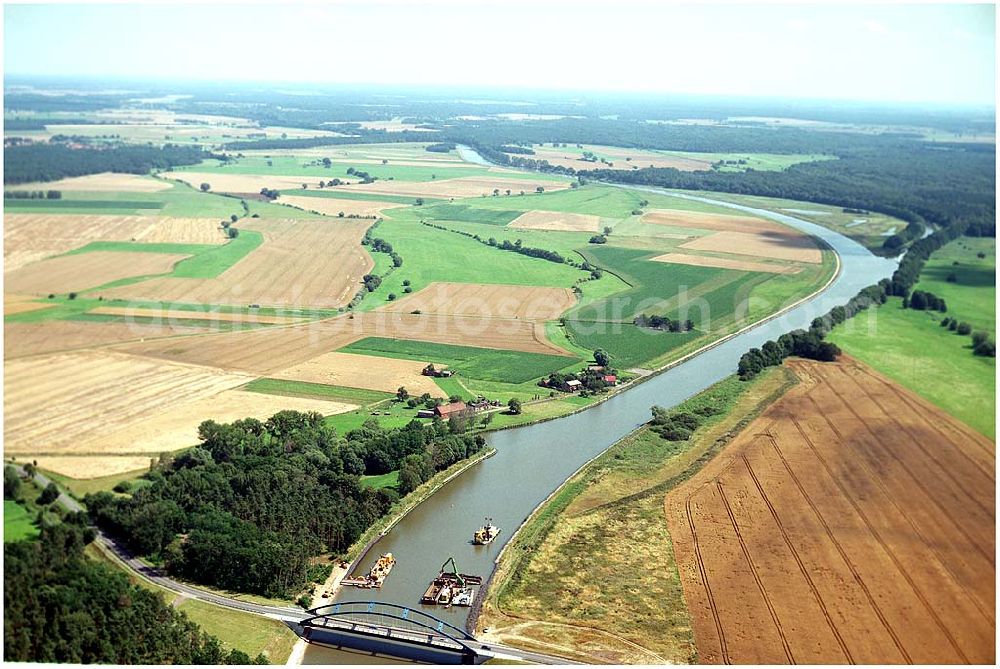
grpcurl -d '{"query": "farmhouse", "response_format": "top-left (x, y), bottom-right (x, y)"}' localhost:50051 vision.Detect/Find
top-left (434, 401), bottom-right (467, 417)
top-left (565, 379), bottom-right (583, 391)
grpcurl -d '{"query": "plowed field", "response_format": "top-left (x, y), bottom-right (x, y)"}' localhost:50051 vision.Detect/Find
top-left (666, 357), bottom-right (995, 664)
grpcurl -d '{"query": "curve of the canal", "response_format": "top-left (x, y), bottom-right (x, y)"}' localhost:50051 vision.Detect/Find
top-left (305, 169), bottom-right (899, 663)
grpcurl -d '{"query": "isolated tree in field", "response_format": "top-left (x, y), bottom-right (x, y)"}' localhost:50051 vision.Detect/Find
top-left (415, 198), bottom-right (424, 206)
top-left (397, 387), bottom-right (409, 401)
top-left (200, 183), bottom-right (211, 192)
top-left (536, 186), bottom-right (545, 193)
top-left (322, 157), bottom-right (332, 167)
top-left (974, 337), bottom-right (996, 357)
top-left (603, 226), bottom-right (612, 236)
top-left (230, 214), bottom-right (238, 223)
top-left (507, 398), bottom-right (522, 415)
top-left (594, 349), bottom-right (611, 367)
top-left (957, 322), bottom-right (972, 335)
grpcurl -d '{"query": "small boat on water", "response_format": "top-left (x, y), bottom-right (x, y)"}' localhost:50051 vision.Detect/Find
top-left (342, 552), bottom-right (395, 589)
top-left (473, 517), bottom-right (500, 545)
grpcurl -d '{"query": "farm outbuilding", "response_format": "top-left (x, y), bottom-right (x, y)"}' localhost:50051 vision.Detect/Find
top-left (433, 401), bottom-right (467, 417)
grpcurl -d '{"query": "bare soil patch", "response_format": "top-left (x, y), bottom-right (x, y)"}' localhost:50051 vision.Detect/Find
top-left (5, 251), bottom-right (190, 295)
top-left (13, 172), bottom-right (172, 192)
top-left (507, 210), bottom-right (601, 233)
top-left (3, 351), bottom-right (253, 455)
top-left (276, 194), bottom-right (406, 218)
top-left (640, 209), bottom-right (782, 233)
top-left (272, 351), bottom-right (441, 396)
top-left (3, 214), bottom-right (225, 271)
top-left (666, 357), bottom-right (995, 664)
top-left (381, 282), bottom-right (576, 320)
top-left (336, 176), bottom-right (570, 199)
top-left (650, 252), bottom-right (802, 274)
top-left (681, 229), bottom-right (822, 263)
top-left (4, 320), bottom-right (210, 359)
top-left (98, 218), bottom-right (374, 308)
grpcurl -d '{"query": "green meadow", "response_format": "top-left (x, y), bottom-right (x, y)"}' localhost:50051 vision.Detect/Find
top-left (913, 237), bottom-right (995, 334)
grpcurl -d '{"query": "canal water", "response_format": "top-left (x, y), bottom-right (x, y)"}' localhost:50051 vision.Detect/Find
top-left (303, 189), bottom-right (898, 663)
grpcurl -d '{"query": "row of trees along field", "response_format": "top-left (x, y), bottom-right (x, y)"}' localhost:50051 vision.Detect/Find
top-left (2, 143), bottom-right (207, 184)
top-left (4, 523), bottom-right (265, 664)
top-left (85, 411), bottom-right (485, 598)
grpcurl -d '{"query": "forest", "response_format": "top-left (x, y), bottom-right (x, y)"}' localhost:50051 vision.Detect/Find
top-left (2, 142), bottom-right (207, 184)
top-left (85, 411), bottom-right (485, 598)
top-left (3, 524), bottom-right (265, 664)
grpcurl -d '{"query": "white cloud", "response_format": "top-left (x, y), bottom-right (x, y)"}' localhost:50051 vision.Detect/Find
top-left (863, 20), bottom-right (887, 34)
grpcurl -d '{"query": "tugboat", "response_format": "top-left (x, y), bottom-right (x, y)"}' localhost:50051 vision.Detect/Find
top-left (473, 517), bottom-right (500, 545)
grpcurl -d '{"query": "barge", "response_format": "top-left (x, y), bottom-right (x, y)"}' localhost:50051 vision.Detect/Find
top-left (342, 552), bottom-right (395, 589)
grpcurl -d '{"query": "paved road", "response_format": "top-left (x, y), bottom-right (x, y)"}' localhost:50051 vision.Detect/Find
top-left (10, 464), bottom-right (574, 664)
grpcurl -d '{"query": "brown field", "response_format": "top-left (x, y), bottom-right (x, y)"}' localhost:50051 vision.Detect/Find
top-left (640, 209), bottom-right (783, 233)
top-left (5, 250), bottom-right (190, 295)
top-left (381, 282), bottom-right (576, 320)
top-left (520, 145), bottom-right (713, 172)
top-left (4, 320), bottom-right (210, 359)
top-left (88, 306), bottom-right (306, 325)
top-left (118, 309), bottom-right (571, 373)
top-left (96, 218), bottom-right (374, 308)
top-left (336, 175), bottom-right (571, 199)
top-left (29, 455), bottom-right (157, 480)
top-left (507, 210), bottom-right (601, 233)
top-left (681, 230), bottom-right (822, 264)
top-left (3, 296), bottom-right (55, 315)
top-left (276, 194), bottom-right (406, 218)
top-left (3, 214), bottom-right (226, 271)
top-left (272, 351), bottom-right (442, 396)
top-left (13, 172), bottom-right (172, 192)
top-left (650, 252), bottom-right (802, 274)
top-left (666, 357), bottom-right (995, 664)
top-left (3, 351), bottom-right (254, 455)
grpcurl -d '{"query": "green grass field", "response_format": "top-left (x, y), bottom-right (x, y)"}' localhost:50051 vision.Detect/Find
top-left (170, 230), bottom-right (263, 278)
top-left (4, 199), bottom-right (164, 212)
top-left (4, 499), bottom-right (39, 542)
top-left (278, 188), bottom-right (436, 205)
top-left (64, 240), bottom-right (219, 256)
top-left (828, 297), bottom-right (995, 437)
top-left (241, 378), bottom-right (393, 406)
top-left (913, 237), bottom-right (995, 334)
top-left (565, 322), bottom-right (702, 370)
top-left (360, 471), bottom-right (400, 490)
top-left (340, 337), bottom-right (580, 384)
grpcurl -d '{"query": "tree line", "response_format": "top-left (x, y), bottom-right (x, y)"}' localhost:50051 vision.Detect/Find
top-left (85, 410), bottom-right (486, 598)
top-left (3, 143), bottom-right (207, 184)
top-left (4, 523), bottom-right (265, 664)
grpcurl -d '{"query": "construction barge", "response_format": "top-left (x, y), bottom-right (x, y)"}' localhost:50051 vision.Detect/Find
top-left (472, 518), bottom-right (500, 545)
top-left (342, 552), bottom-right (395, 589)
top-left (421, 558), bottom-right (482, 607)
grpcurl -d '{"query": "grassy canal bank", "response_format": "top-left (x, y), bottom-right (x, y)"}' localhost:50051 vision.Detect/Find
top-left (474, 366), bottom-right (796, 664)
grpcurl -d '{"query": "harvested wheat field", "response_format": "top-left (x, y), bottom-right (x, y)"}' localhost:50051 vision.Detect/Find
top-left (3, 214), bottom-right (226, 271)
top-left (277, 194), bottom-right (406, 218)
top-left (507, 210), bottom-right (601, 233)
top-left (650, 252), bottom-right (802, 274)
top-left (640, 209), bottom-right (784, 233)
top-left (3, 351), bottom-right (253, 455)
top-left (5, 251), bottom-right (190, 295)
top-left (3, 295), bottom-right (56, 316)
top-left (337, 175), bottom-right (570, 199)
top-left (666, 357), bottom-right (995, 664)
top-left (98, 218), bottom-right (373, 308)
top-left (681, 230), bottom-right (822, 264)
top-left (13, 172), bottom-right (172, 192)
top-left (272, 351), bottom-right (442, 396)
top-left (381, 282), bottom-right (576, 320)
top-left (29, 455), bottom-right (158, 480)
top-left (4, 320), bottom-right (210, 359)
top-left (523, 145), bottom-right (713, 171)
top-left (89, 306), bottom-right (305, 325)
top-left (51, 389), bottom-right (355, 464)
top-left (118, 309), bottom-right (570, 373)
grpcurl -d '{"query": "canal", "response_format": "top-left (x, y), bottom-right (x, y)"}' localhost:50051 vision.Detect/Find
top-left (304, 188), bottom-right (898, 663)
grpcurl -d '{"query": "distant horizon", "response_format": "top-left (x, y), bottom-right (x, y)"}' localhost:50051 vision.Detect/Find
top-left (4, 2), bottom-right (996, 106)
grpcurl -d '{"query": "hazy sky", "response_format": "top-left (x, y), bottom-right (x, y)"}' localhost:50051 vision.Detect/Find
top-left (3, 1), bottom-right (996, 105)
